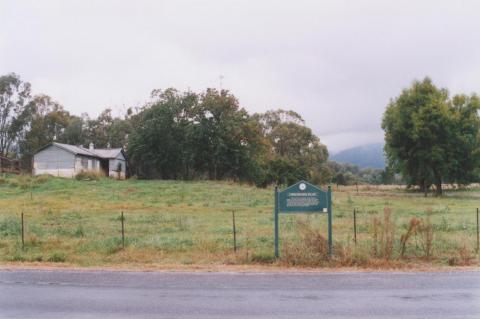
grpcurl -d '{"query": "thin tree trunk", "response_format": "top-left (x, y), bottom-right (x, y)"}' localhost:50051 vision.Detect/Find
top-left (435, 180), bottom-right (442, 197)
top-left (434, 171), bottom-right (442, 197)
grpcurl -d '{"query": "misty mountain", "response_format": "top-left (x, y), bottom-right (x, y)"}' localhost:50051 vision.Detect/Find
top-left (330, 143), bottom-right (386, 169)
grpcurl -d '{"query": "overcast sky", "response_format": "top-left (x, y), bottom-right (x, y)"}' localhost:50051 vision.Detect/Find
top-left (1, 1), bottom-right (479, 152)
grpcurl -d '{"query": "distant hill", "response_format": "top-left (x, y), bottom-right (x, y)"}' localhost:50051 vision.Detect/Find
top-left (330, 143), bottom-right (386, 169)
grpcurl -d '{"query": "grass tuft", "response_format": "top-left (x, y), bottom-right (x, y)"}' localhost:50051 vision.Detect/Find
top-left (48, 252), bottom-right (67, 263)
top-left (75, 171), bottom-right (105, 181)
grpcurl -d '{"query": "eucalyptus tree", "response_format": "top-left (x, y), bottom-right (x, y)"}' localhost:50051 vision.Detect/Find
top-left (0, 73), bottom-right (33, 156)
top-left (255, 109), bottom-right (329, 185)
top-left (382, 78), bottom-right (480, 196)
top-left (19, 94), bottom-right (71, 168)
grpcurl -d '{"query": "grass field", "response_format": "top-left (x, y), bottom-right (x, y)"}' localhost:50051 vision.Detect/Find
top-left (0, 174), bottom-right (479, 268)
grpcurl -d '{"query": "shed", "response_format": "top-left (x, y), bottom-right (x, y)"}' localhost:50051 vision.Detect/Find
top-left (33, 142), bottom-right (127, 179)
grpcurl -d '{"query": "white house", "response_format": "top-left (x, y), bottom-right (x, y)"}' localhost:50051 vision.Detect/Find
top-left (33, 142), bottom-right (127, 179)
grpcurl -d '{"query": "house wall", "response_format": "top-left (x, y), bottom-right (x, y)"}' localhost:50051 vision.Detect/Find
top-left (33, 145), bottom-right (76, 178)
top-left (74, 156), bottom-right (101, 175)
top-left (108, 152), bottom-right (127, 179)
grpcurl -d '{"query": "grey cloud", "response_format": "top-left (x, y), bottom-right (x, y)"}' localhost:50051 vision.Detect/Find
top-left (1, 0), bottom-right (479, 152)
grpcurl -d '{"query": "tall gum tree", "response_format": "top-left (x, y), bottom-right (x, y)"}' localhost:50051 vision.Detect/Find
top-left (0, 73), bottom-right (33, 157)
top-left (382, 78), bottom-right (480, 196)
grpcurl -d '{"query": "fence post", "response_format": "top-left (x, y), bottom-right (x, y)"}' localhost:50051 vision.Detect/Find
top-left (121, 211), bottom-right (125, 249)
top-left (274, 186), bottom-right (279, 258)
top-left (327, 186), bottom-right (333, 257)
top-left (21, 212), bottom-right (25, 250)
top-left (232, 210), bottom-right (237, 252)
top-left (476, 208), bottom-right (479, 254)
top-left (353, 208), bottom-right (357, 245)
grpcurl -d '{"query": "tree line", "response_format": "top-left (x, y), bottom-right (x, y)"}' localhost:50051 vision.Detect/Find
top-left (4, 73), bottom-right (384, 186)
top-left (3, 73), bottom-right (475, 192)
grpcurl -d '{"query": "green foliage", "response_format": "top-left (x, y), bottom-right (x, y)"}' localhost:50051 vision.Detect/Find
top-left (81, 108), bottom-right (132, 148)
top-left (382, 78), bottom-right (480, 195)
top-left (128, 89), bottom-right (198, 179)
top-left (323, 161), bottom-right (397, 186)
top-left (255, 109), bottom-right (329, 185)
top-left (264, 156), bottom-right (309, 186)
top-left (0, 73), bottom-right (33, 157)
top-left (61, 116), bottom-right (85, 145)
top-left (127, 90), bottom-right (327, 186)
top-left (18, 94), bottom-right (71, 169)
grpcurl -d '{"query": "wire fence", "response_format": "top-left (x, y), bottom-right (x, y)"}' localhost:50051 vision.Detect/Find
top-left (1, 207), bottom-right (478, 266)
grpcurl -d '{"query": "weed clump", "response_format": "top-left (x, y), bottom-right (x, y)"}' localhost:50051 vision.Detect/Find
top-left (250, 252), bottom-right (275, 264)
top-left (371, 208), bottom-right (395, 260)
top-left (10, 254), bottom-right (26, 262)
top-left (0, 174), bottom-right (51, 189)
top-left (48, 252), bottom-right (67, 263)
top-left (400, 218), bottom-right (421, 257)
top-left (281, 220), bottom-right (329, 266)
top-left (26, 235), bottom-right (39, 247)
top-left (75, 171), bottom-right (104, 181)
top-left (418, 213), bottom-right (434, 259)
top-left (34, 174), bottom-right (51, 184)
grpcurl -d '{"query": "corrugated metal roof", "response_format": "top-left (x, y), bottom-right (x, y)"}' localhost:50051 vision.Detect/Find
top-left (90, 149), bottom-right (122, 159)
top-left (52, 143), bottom-right (123, 159)
top-left (53, 143), bottom-right (97, 156)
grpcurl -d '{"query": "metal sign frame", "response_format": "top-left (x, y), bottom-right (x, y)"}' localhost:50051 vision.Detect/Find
top-left (274, 181), bottom-right (332, 258)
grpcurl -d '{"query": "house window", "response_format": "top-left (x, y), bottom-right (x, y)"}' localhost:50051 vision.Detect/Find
top-left (81, 157), bottom-right (88, 169)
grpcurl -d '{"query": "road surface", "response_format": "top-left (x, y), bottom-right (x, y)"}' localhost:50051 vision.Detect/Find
top-left (0, 269), bottom-right (479, 318)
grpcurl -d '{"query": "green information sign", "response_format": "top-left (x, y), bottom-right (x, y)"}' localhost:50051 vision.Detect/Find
top-left (274, 181), bottom-right (332, 258)
top-left (278, 181), bottom-right (328, 213)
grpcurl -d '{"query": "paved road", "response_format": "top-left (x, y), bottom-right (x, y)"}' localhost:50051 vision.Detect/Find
top-left (0, 270), bottom-right (479, 318)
